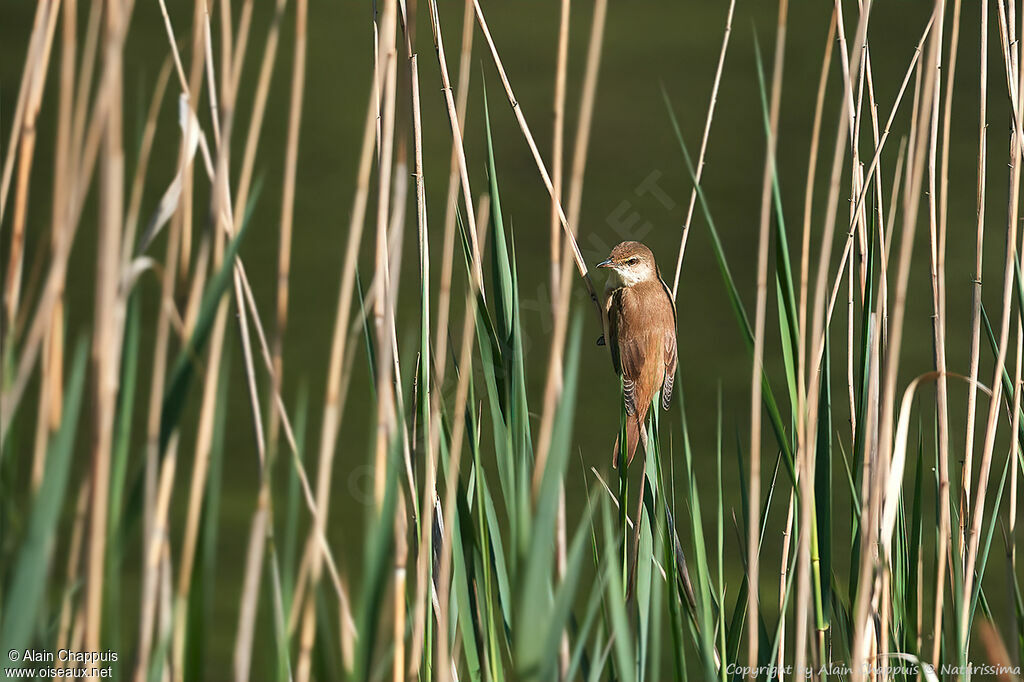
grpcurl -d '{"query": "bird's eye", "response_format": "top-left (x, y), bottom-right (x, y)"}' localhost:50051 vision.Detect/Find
top-left (628, 257), bottom-right (639, 264)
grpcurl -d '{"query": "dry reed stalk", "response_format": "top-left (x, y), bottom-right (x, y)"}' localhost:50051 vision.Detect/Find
top-left (807, 18), bottom-right (933, 381)
top-left (963, 0), bottom-right (989, 569)
top-left (173, 299), bottom-right (229, 680)
top-left (532, 0), bottom-right (602, 477)
top-left (431, 0), bottom-right (475, 381)
top-left (4, 0), bottom-right (59, 334)
top-left (230, 276), bottom-right (274, 677)
top-left (0, 0), bottom-right (52, 224)
top-left (800, 0), bottom-right (873, 675)
top-left (471, 0), bottom-right (604, 330)
top-left (669, 0), bottom-right (735, 300)
top-left (427, 0), bottom-right (485, 292)
top-left (230, 0), bottom-right (288, 232)
top-left (534, 0), bottom-right (608, 494)
top-left (0, 3), bottom-right (107, 442)
top-left (551, 0), bottom-right (570, 316)
top-left (409, 2), bottom-right (475, 668)
top-left (136, 436), bottom-right (180, 682)
top-left (548, 22), bottom-right (570, 643)
top-left (85, 0), bottom-right (128, 653)
top-left (268, 0), bottom-right (308, 457)
top-left (226, 1), bottom-right (313, 660)
top-left (797, 7), bottom-right (836, 457)
top-left (525, 0), bottom-right (607, 671)
top-left (776, 492), bottom-right (796, 673)
top-left (834, 0), bottom-right (871, 293)
top-left (747, 0), bottom-right (786, 670)
top-left (926, 0), bottom-right (958, 662)
top-left (395, 0), bottom-right (434, 675)
top-left (960, 0), bottom-right (1024, 648)
top-left (860, 43), bottom-right (890, 340)
top-left (853, 0), bottom-right (936, 673)
top-left (55, 485), bottom-right (89, 669)
top-left (31, 0), bottom-right (81, 489)
top-left (295, 29), bottom-right (382, 682)
top-left (564, 0), bottom-right (606, 234)
top-left (171, 12), bottom-right (226, 662)
top-left (0, 1), bottom-right (44, 224)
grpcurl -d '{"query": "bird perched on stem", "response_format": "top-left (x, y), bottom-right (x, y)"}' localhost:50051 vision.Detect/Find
top-left (597, 241), bottom-right (677, 467)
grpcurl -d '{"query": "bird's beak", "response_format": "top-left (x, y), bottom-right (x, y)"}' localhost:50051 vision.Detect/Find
top-left (596, 258), bottom-right (613, 269)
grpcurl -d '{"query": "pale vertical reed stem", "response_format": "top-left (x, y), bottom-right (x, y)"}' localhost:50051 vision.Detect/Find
top-left (551, 0), bottom-right (570, 318)
top-left (86, 0), bottom-right (126, 653)
top-left (961, 0), bottom-right (1024, 649)
top-left (230, 0), bottom-right (287, 234)
top-left (963, 0), bottom-right (989, 569)
top-left (776, 492), bottom-right (796, 673)
top-left (0, 0), bottom-right (49, 224)
top-left (4, 0), bottom-right (59, 334)
top-left (535, 0), bottom-right (608, 490)
top-left (748, 1), bottom-right (786, 672)
top-left (56, 486), bottom-right (89, 669)
top-left (861, 46), bottom-right (889, 340)
top-left (172, 8), bottom-right (223, 675)
top-left (372, 0), bottom-right (399, 514)
top-left (32, 0), bottom-right (80, 489)
top-left (798, 9), bottom-right (837, 446)
top-left (268, 0), bottom-right (307, 456)
top-left (233, 0), bottom-right (305, 663)
top-left (834, 0), bottom-right (870, 292)
top-left (137, 434), bottom-right (179, 682)
top-left (300, 67), bottom-right (386, 682)
top-left (852, 0), bottom-right (934, 674)
top-left (298, 82), bottom-right (378, 682)
top-left (472, 0), bottom-right (604, 329)
top-left (410, 0), bottom-right (473, 670)
top-left (926, 1), bottom-right (953, 670)
top-left (550, 2), bottom-right (570, 673)
top-left (848, 240), bottom-right (856, 445)
top-left (0, 4), bottom-right (106, 441)
top-left (808, 17), bottom-right (935, 387)
top-left (670, 0), bottom-right (735, 300)
top-left (136, 133), bottom-right (186, 682)
top-left (803, 0), bottom-right (872, 675)
top-left (565, 0), bottom-right (606, 234)
top-left (174, 299), bottom-right (229, 681)
top-left (397, 0), bottom-right (429, 675)
top-left (427, 0), bottom-right (484, 292)
top-left (230, 20), bottom-right (304, 665)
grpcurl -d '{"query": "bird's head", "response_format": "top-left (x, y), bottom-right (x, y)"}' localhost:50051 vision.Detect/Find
top-left (596, 241), bottom-right (658, 287)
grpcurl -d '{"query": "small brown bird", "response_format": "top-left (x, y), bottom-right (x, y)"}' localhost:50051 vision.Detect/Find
top-left (597, 241), bottom-right (677, 467)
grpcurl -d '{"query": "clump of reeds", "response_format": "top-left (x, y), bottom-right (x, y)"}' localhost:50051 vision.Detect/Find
top-left (1, 0), bottom-right (1022, 680)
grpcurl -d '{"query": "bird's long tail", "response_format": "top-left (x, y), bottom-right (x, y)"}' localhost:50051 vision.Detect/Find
top-left (611, 411), bottom-right (645, 468)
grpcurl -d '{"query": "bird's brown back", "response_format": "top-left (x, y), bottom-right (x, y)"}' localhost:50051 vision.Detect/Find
top-left (608, 279), bottom-right (677, 424)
